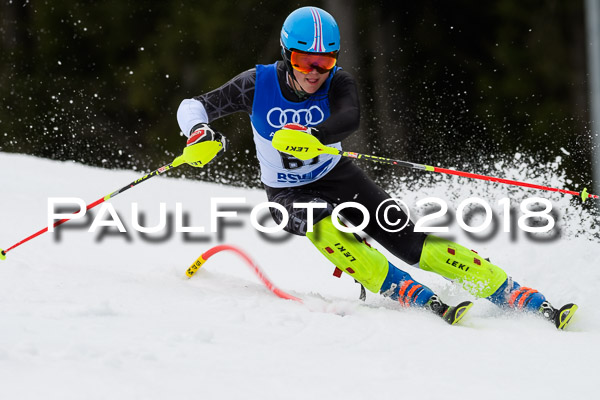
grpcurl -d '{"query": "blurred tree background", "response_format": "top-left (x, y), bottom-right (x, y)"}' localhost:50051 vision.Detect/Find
top-left (0, 0), bottom-right (594, 192)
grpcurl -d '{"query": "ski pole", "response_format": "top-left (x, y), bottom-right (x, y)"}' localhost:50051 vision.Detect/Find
top-left (272, 129), bottom-right (598, 203)
top-left (0, 141), bottom-right (223, 260)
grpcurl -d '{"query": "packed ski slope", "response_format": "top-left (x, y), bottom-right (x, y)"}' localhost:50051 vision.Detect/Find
top-left (0, 152), bottom-right (599, 400)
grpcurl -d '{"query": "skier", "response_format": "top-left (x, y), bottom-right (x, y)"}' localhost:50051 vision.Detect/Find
top-left (176, 6), bottom-right (576, 328)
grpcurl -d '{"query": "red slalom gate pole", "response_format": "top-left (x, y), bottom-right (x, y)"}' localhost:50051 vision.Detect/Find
top-left (185, 244), bottom-right (302, 303)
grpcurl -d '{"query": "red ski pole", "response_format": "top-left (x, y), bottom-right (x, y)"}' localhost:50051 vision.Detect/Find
top-left (272, 129), bottom-right (599, 203)
top-left (1, 141), bottom-right (222, 261)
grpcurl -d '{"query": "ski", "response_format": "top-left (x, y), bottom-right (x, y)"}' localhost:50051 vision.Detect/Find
top-left (539, 302), bottom-right (578, 330)
top-left (441, 301), bottom-right (474, 325)
top-left (425, 295), bottom-right (473, 325)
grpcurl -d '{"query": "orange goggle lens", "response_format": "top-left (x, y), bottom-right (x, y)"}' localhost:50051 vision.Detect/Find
top-left (290, 51), bottom-right (337, 74)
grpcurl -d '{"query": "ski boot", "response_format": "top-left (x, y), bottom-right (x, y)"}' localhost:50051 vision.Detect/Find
top-left (539, 301), bottom-right (578, 330)
top-left (380, 267), bottom-right (473, 325)
top-left (425, 294), bottom-right (473, 325)
top-left (488, 279), bottom-right (578, 330)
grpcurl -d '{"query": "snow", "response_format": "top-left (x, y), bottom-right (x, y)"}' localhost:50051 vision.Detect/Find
top-left (0, 152), bottom-right (599, 399)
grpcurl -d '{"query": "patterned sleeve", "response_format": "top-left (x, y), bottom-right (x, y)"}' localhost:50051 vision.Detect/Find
top-left (314, 69), bottom-right (360, 145)
top-left (194, 68), bottom-right (256, 122)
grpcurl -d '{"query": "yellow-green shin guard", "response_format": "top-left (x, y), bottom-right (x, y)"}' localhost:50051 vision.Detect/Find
top-left (306, 216), bottom-right (389, 293)
top-left (419, 235), bottom-right (507, 298)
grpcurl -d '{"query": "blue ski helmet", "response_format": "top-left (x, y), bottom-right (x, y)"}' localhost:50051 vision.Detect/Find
top-left (280, 7), bottom-right (340, 53)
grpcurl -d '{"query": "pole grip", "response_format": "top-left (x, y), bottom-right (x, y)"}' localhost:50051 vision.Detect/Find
top-left (0, 249), bottom-right (6, 261)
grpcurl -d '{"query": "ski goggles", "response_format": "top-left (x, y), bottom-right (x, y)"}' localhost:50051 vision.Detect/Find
top-left (290, 50), bottom-right (338, 74)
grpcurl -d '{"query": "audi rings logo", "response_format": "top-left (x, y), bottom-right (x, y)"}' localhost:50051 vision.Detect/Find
top-left (266, 106), bottom-right (325, 128)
